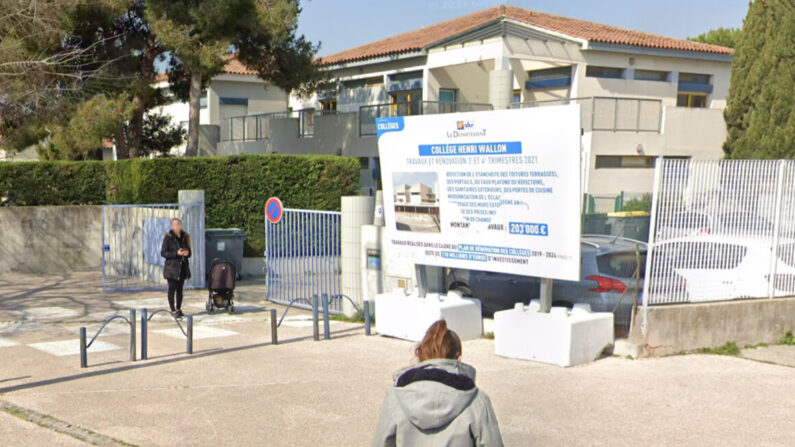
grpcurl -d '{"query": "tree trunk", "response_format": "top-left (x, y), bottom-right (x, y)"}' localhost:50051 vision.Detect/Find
top-left (115, 123), bottom-right (129, 159)
top-left (186, 70), bottom-right (202, 157)
top-left (128, 106), bottom-right (144, 158)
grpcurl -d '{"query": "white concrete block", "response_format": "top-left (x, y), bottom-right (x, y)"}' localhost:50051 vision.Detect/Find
top-left (375, 289), bottom-right (482, 342)
top-left (494, 304), bottom-right (614, 367)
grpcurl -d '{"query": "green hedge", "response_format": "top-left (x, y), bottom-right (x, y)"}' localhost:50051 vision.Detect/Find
top-left (0, 155), bottom-right (361, 255)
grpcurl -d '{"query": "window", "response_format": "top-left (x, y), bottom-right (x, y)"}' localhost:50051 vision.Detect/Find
top-left (390, 90), bottom-right (422, 116)
top-left (677, 72), bottom-right (712, 107)
top-left (595, 155), bottom-right (655, 169)
top-left (342, 76), bottom-right (383, 89)
top-left (320, 98), bottom-right (337, 112)
top-left (439, 88), bottom-right (456, 103)
top-left (677, 93), bottom-right (708, 108)
top-left (634, 69), bottom-right (669, 82)
top-left (200, 90), bottom-right (208, 109)
top-left (586, 66), bottom-right (625, 79)
top-left (219, 97), bottom-right (248, 106)
top-left (526, 66), bottom-right (572, 89)
top-left (512, 89), bottom-right (521, 104)
top-left (596, 155), bottom-right (690, 169)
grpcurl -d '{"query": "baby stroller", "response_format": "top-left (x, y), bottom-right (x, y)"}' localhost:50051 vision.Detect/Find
top-left (206, 259), bottom-right (237, 313)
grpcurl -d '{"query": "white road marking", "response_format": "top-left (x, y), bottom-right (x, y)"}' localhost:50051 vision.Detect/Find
top-left (29, 339), bottom-right (121, 356)
top-left (112, 298), bottom-right (167, 309)
top-left (154, 326), bottom-right (238, 340)
top-left (9, 307), bottom-right (79, 320)
top-left (0, 337), bottom-right (20, 348)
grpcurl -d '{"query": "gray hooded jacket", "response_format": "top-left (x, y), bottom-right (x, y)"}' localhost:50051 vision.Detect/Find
top-left (372, 359), bottom-right (504, 447)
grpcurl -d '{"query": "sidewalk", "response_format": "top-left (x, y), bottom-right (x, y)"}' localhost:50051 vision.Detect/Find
top-left (1, 271), bottom-right (794, 446)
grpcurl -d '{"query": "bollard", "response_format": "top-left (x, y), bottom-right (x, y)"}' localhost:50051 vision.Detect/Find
top-left (312, 295), bottom-right (319, 341)
top-left (270, 308), bottom-right (278, 345)
top-left (79, 327), bottom-right (87, 368)
top-left (321, 293), bottom-right (330, 340)
top-left (129, 309), bottom-right (136, 362)
top-left (140, 308), bottom-right (148, 360)
top-left (186, 315), bottom-right (193, 354)
top-left (364, 300), bottom-right (371, 336)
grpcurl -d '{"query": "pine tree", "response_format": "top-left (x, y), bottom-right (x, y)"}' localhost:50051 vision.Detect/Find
top-left (724, 0), bottom-right (795, 158)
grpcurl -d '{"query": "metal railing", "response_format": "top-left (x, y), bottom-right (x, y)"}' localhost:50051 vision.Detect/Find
top-left (265, 209), bottom-right (343, 313)
top-left (102, 203), bottom-right (205, 292)
top-left (512, 96), bottom-right (663, 133)
top-left (359, 101), bottom-right (494, 136)
top-left (225, 111), bottom-right (292, 142)
top-left (644, 159), bottom-right (795, 306)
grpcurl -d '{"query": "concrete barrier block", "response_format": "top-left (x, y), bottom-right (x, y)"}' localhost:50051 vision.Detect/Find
top-left (494, 305), bottom-right (614, 367)
top-left (374, 289), bottom-right (482, 342)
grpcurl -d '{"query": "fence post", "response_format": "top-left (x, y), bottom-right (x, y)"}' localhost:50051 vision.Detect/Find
top-left (140, 308), bottom-right (148, 360)
top-left (186, 315), bottom-right (193, 354)
top-left (322, 293), bottom-right (330, 340)
top-left (129, 309), bottom-right (136, 362)
top-left (270, 308), bottom-right (278, 345)
top-left (364, 300), bottom-right (372, 336)
top-left (312, 294), bottom-right (319, 341)
top-left (768, 160), bottom-right (786, 298)
top-left (79, 327), bottom-right (87, 368)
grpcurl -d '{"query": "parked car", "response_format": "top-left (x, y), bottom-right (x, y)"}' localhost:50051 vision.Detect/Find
top-left (447, 235), bottom-right (646, 335)
top-left (655, 211), bottom-right (712, 240)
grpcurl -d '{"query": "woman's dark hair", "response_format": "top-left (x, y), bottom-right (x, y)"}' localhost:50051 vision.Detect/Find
top-left (415, 320), bottom-right (462, 362)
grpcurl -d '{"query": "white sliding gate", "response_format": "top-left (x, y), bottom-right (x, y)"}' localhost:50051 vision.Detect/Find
top-left (644, 159), bottom-right (795, 305)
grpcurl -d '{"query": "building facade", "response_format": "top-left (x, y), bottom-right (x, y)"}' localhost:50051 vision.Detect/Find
top-left (213, 5), bottom-right (732, 201)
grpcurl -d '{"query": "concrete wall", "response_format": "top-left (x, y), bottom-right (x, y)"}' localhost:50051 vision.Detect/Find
top-left (587, 107), bottom-right (727, 196)
top-left (631, 298), bottom-right (795, 357)
top-left (0, 206), bottom-right (101, 274)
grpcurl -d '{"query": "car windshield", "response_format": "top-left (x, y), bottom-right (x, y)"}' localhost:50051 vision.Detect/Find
top-left (653, 241), bottom-right (747, 269)
top-left (669, 212), bottom-right (709, 229)
top-left (597, 251), bottom-right (646, 278)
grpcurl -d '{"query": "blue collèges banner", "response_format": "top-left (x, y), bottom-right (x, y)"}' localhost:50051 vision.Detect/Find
top-left (418, 141), bottom-right (522, 156)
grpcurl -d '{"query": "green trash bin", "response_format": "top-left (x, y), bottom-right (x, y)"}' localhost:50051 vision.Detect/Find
top-left (205, 228), bottom-right (246, 279)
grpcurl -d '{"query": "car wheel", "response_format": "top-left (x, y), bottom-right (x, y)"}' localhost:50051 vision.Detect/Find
top-left (452, 284), bottom-right (473, 297)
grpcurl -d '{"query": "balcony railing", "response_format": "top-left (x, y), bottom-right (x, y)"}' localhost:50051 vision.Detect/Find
top-left (225, 111), bottom-right (292, 142)
top-left (358, 101), bottom-right (494, 136)
top-left (511, 97), bottom-right (663, 133)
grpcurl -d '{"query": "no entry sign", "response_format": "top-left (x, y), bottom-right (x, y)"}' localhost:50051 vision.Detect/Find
top-left (266, 197), bottom-right (283, 224)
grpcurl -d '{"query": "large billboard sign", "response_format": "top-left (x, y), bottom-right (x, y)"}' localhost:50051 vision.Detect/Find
top-left (376, 106), bottom-right (582, 281)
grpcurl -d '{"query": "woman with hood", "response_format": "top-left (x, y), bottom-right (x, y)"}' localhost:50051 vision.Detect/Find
top-left (161, 218), bottom-right (191, 318)
top-left (373, 320), bottom-right (504, 447)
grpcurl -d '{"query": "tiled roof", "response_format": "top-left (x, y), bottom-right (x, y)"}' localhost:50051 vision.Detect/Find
top-left (320, 5), bottom-right (732, 65)
top-left (153, 55), bottom-right (257, 82)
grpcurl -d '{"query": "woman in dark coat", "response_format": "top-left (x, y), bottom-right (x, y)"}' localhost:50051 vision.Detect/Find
top-left (161, 218), bottom-right (191, 318)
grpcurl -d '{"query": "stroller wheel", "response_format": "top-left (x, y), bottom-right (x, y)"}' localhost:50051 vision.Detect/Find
top-left (206, 301), bottom-right (214, 313)
top-left (229, 304), bottom-right (237, 314)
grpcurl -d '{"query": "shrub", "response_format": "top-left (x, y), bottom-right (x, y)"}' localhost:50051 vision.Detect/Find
top-left (0, 154), bottom-right (360, 255)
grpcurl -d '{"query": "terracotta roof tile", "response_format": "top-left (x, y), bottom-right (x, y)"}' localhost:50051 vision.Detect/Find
top-left (320, 5), bottom-right (732, 65)
top-left (154, 55), bottom-right (257, 82)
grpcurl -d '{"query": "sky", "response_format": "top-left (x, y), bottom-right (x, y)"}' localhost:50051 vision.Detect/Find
top-left (297, 0), bottom-right (749, 57)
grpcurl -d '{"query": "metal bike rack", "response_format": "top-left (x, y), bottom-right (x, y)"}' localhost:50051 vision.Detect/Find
top-left (266, 294), bottom-right (373, 345)
top-left (79, 309), bottom-right (136, 368)
top-left (139, 308), bottom-right (193, 360)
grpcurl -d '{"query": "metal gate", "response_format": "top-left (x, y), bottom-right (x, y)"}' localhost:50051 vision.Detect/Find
top-left (102, 203), bottom-right (205, 292)
top-left (265, 209), bottom-right (342, 313)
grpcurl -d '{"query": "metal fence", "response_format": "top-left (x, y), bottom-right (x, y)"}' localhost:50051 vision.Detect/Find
top-left (643, 159), bottom-right (795, 305)
top-left (512, 96), bottom-right (662, 133)
top-left (359, 101), bottom-right (494, 136)
top-left (102, 203), bottom-right (205, 292)
top-left (265, 209), bottom-right (343, 313)
top-left (225, 111), bottom-right (291, 142)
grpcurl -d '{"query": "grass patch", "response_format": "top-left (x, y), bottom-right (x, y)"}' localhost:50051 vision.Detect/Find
top-left (697, 341), bottom-right (740, 356)
top-left (482, 331), bottom-right (494, 340)
top-left (329, 313), bottom-right (372, 324)
top-left (743, 342), bottom-right (768, 350)
top-left (779, 331), bottom-right (795, 345)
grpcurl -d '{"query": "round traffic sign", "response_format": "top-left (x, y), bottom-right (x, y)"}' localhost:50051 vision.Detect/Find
top-left (266, 197), bottom-right (283, 224)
